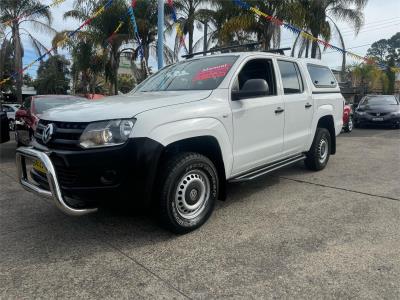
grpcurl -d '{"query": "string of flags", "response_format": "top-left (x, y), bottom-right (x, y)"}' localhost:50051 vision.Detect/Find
top-left (0, 0), bottom-right (114, 86)
top-left (167, 0), bottom-right (187, 53)
top-left (232, 0), bottom-right (400, 73)
top-left (1, 0), bottom-right (65, 26)
top-left (127, 2), bottom-right (149, 76)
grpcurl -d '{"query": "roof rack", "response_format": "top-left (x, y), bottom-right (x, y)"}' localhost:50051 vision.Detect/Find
top-left (181, 42), bottom-right (291, 59)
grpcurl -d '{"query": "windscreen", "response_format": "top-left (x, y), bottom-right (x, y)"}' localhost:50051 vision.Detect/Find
top-left (34, 97), bottom-right (86, 114)
top-left (136, 56), bottom-right (238, 92)
top-left (361, 96), bottom-right (398, 106)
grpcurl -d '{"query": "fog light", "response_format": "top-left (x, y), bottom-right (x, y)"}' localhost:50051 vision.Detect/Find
top-left (100, 170), bottom-right (118, 185)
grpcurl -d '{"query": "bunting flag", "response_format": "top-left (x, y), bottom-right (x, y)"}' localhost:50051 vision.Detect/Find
top-left (2, 0), bottom-right (65, 26)
top-left (0, 0), bottom-right (114, 86)
top-left (105, 20), bottom-right (125, 45)
top-left (232, 0), bottom-right (400, 73)
top-left (167, 0), bottom-right (187, 53)
top-left (127, 4), bottom-right (149, 75)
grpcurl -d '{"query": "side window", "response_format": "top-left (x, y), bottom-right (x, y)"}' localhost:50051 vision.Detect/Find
top-left (307, 65), bottom-right (337, 87)
top-left (277, 60), bottom-right (303, 94)
top-left (235, 58), bottom-right (276, 96)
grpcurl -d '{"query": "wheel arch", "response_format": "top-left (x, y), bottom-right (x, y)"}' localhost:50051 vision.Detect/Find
top-left (160, 136), bottom-right (227, 201)
top-left (316, 115), bottom-right (336, 154)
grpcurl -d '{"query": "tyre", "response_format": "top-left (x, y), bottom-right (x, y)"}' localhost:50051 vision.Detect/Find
top-left (344, 117), bottom-right (353, 133)
top-left (304, 128), bottom-right (331, 171)
top-left (157, 152), bottom-right (218, 234)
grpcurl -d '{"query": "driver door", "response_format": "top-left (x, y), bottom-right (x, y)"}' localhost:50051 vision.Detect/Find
top-left (230, 58), bottom-right (284, 175)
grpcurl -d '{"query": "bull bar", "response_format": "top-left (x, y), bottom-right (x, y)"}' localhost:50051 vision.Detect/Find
top-left (16, 146), bottom-right (97, 216)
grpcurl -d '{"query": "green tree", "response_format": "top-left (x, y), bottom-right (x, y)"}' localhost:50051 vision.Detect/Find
top-left (292, 0), bottom-right (368, 60)
top-left (170, 0), bottom-right (227, 54)
top-left (118, 74), bottom-right (135, 93)
top-left (366, 32), bottom-right (399, 94)
top-left (215, 0), bottom-right (300, 51)
top-left (0, 37), bottom-right (14, 93)
top-left (0, 0), bottom-right (55, 102)
top-left (349, 63), bottom-right (388, 94)
top-left (34, 55), bottom-right (70, 94)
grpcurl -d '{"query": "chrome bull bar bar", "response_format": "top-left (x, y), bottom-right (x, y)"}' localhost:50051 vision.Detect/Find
top-left (16, 146), bottom-right (97, 216)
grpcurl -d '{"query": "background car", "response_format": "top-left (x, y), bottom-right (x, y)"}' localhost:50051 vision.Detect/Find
top-left (15, 95), bottom-right (87, 146)
top-left (0, 108), bottom-right (10, 144)
top-left (342, 103), bottom-right (353, 132)
top-left (354, 95), bottom-right (400, 129)
top-left (1, 103), bottom-right (21, 131)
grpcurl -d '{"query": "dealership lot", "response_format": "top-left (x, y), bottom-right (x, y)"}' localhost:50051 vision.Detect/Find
top-left (1, 129), bottom-right (399, 299)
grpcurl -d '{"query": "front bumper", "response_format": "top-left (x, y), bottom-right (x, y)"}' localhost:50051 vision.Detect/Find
top-left (16, 147), bottom-right (97, 216)
top-left (354, 114), bottom-right (400, 126)
top-left (16, 138), bottom-right (164, 216)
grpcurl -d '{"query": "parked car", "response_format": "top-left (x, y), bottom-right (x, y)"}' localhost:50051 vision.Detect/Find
top-left (0, 108), bottom-right (10, 144)
top-left (354, 95), bottom-right (400, 128)
top-left (15, 95), bottom-right (87, 146)
top-left (16, 51), bottom-right (344, 233)
top-left (342, 103), bottom-right (353, 132)
top-left (1, 103), bottom-right (21, 130)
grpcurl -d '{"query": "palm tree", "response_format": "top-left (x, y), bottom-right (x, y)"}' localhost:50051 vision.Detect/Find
top-left (0, 0), bottom-right (55, 102)
top-left (216, 0), bottom-right (299, 51)
top-left (169, 0), bottom-right (216, 54)
top-left (292, 0), bottom-right (368, 60)
top-left (56, 0), bottom-right (130, 94)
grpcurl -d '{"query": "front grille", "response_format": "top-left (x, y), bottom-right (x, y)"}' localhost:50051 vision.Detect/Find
top-left (368, 112), bottom-right (389, 117)
top-left (35, 120), bottom-right (88, 150)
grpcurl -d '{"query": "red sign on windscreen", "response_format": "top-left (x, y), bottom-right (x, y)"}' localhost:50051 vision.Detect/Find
top-left (193, 64), bottom-right (232, 81)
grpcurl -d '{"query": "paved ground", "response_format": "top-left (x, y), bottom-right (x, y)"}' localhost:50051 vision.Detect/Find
top-left (1, 128), bottom-right (399, 299)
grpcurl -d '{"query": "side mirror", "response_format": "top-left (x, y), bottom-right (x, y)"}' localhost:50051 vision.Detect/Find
top-left (232, 79), bottom-right (269, 101)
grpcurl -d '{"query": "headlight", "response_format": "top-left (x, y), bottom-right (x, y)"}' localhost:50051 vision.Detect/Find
top-left (79, 119), bottom-right (136, 148)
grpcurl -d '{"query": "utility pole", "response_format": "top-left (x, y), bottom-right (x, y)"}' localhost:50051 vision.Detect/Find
top-left (157, 0), bottom-right (164, 69)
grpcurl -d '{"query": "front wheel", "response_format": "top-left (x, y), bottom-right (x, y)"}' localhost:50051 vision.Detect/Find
top-left (305, 128), bottom-right (331, 171)
top-left (157, 152), bottom-right (218, 233)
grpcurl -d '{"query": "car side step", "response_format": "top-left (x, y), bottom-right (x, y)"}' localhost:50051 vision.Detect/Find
top-left (229, 154), bottom-right (306, 182)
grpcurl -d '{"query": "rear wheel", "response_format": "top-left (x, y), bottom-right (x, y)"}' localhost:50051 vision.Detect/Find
top-left (157, 152), bottom-right (218, 233)
top-left (305, 128), bottom-right (331, 171)
top-left (344, 117), bottom-right (353, 132)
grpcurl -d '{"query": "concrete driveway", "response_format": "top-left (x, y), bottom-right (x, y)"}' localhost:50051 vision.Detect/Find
top-left (1, 129), bottom-right (399, 299)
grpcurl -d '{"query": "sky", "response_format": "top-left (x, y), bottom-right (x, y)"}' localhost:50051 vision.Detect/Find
top-left (16, 0), bottom-right (400, 78)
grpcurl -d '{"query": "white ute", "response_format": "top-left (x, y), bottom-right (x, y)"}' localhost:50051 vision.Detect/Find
top-left (16, 50), bottom-right (344, 233)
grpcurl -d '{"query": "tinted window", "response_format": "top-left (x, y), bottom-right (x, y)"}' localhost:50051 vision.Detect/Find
top-left (137, 56), bottom-right (238, 92)
top-left (234, 59), bottom-right (276, 96)
top-left (278, 61), bottom-right (303, 94)
top-left (307, 65), bottom-right (337, 87)
top-left (361, 96), bottom-right (398, 106)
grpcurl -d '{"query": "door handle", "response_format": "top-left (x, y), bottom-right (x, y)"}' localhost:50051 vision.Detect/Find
top-left (275, 107), bottom-right (284, 114)
top-left (305, 103), bottom-right (312, 108)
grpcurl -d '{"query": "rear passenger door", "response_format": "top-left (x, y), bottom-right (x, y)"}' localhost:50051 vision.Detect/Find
top-left (277, 60), bottom-right (313, 156)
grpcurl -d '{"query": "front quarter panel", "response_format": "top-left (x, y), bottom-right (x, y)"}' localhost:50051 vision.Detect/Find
top-left (131, 91), bottom-right (234, 177)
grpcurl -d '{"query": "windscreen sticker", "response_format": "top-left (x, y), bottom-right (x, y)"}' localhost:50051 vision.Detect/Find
top-left (193, 64), bottom-right (232, 81)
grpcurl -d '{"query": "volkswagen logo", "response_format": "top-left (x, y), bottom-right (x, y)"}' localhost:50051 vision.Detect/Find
top-left (376, 113), bottom-right (380, 117)
top-left (42, 123), bottom-right (55, 144)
